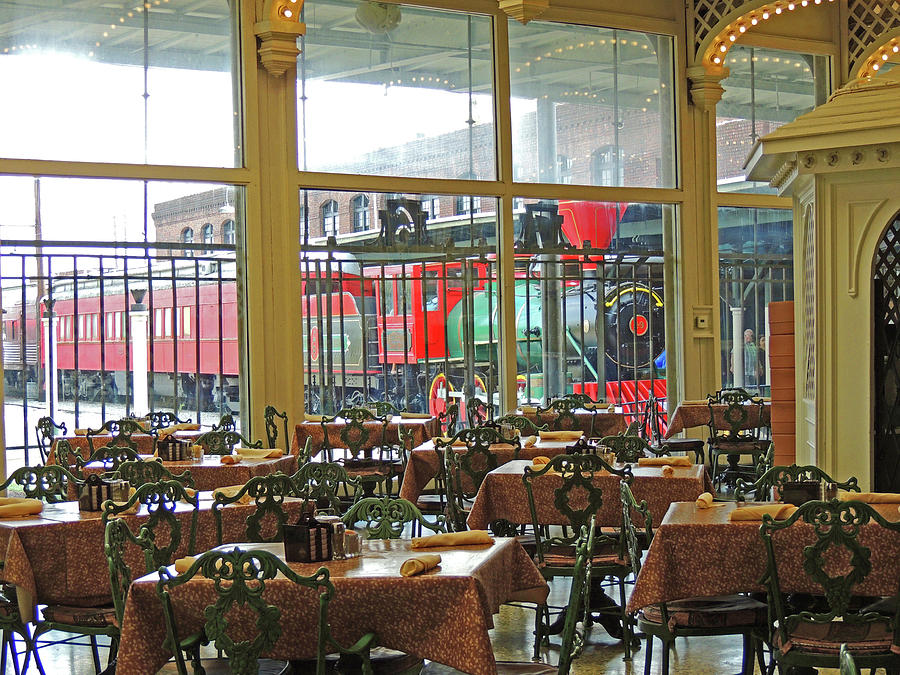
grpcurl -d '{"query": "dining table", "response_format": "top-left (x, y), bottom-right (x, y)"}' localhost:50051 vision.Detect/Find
top-left (398, 438), bottom-right (573, 505)
top-left (665, 401), bottom-right (771, 438)
top-left (116, 536), bottom-right (548, 675)
top-left (291, 414), bottom-right (441, 458)
top-left (0, 493), bottom-right (311, 623)
top-left (627, 500), bottom-right (900, 615)
top-left (80, 452), bottom-right (298, 491)
top-left (466, 460), bottom-right (712, 530)
top-left (518, 408), bottom-right (628, 437)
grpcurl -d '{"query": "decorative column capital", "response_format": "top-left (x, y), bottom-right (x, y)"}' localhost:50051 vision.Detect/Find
top-left (686, 64), bottom-right (729, 112)
top-left (498, 0), bottom-right (550, 24)
top-left (255, 0), bottom-right (306, 77)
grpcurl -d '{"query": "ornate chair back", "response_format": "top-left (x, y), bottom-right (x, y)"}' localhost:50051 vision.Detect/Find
top-left (465, 398), bottom-right (491, 426)
top-left (522, 453), bottom-right (631, 565)
top-left (148, 412), bottom-right (191, 431)
top-left (156, 549), bottom-right (341, 675)
top-left (321, 407), bottom-right (388, 461)
top-left (619, 481), bottom-right (654, 578)
top-left (439, 403), bottom-right (460, 436)
top-left (341, 496), bottom-right (446, 539)
top-left (263, 405), bottom-right (290, 449)
top-left (707, 388), bottom-right (765, 440)
top-left (537, 397), bottom-right (581, 432)
top-left (759, 500), bottom-right (900, 670)
top-left (101, 480), bottom-right (199, 568)
top-left (0, 465), bottom-right (83, 502)
top-left (557, 519), bottom-right (596, 675)
top-left (115, 459), bottom-right (195, 490)
top-left (80, 443), bottom-right (141, 472)
top-left (599, 433), bottom-right (663, 463)
top-left (104, 518), bottom-right (155, 627)
top-left (86, 418), bottom-right (145, 454)
top-left (35, 416), bottom-right (67, 464)
top-left (735, 464), bottom-right (859, 502)
top-left (211, 413), bottom-right (236, 432)
top-left (292, 462), bottom-right (362, 515)
top-left (491, 414), bottom-right (547, 439)
top-left (211, 473), bottom-right (300, 544)
top-left (195, 429), bottom-right (262, 456)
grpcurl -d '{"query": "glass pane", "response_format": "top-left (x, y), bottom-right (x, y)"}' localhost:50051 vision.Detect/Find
top-left (509, 21), bottom-right (676, 188)
top-left (718, 206), bottom-right (794, 395)
top-left (0, 0), bottom-right (239, 166)
top-left (512, 199), bottom-right (670, 427)
top-left (299, 189), bottom-right (499, 424)
top-left (298, 1), bottom-right (495, 180)
top-left (0, 178), bottom-right (245, 464)
top-left (717, 45), bottom-right (828, 194)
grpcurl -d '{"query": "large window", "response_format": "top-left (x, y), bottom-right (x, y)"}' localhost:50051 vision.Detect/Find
top-left (509, 21), bottom-right (676, 188)
top-left (322, 200), bottom-right (339, 237)
top-left (352, 195), bottom-right (371, 232)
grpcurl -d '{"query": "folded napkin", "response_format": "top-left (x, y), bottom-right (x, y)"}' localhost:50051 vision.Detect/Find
top-left (212, 484), bottom-right (252, 504)
top-left (661, 466), bottom-right (675, 477)
top-left (434, 436), bottom-right (467, 447)
top-left (538, 430), bottom-right (583, 441)
top-left (696, 492), bottom-right (714, 509)
top-left (680, 399), bottom-right (709, 406)
top-left (0, 498), bottom-right (43, 518)
top-left (582, 401), bottom-right (605, 410)
top-left (74, 429), bottom-right (90, 436)
top-left (519, 405), bottom-right (537, 414)
top-left (220, 454), bottom-right (243, 465)
top-left (529, 456), bottom-right (553, 471)
top-left (174, 556), bottom-right (196, 574)
top-left (399, 412), bottom-right (432, 419)
top-left (729, 504), bottom-right (798, 521)
top-left (522, 435), bottom-right (537, 447)
top-left (410, 530), bottom-right (493, 549)
top-left (305, 414), bottom-right (324, 422)
top-left (839, 492), bottom-right (900, 503)
top-left (399, 554), bottom-right (441, 577)
top-left (158, 423), bottom-right (202, 437)
top-left (235, 448), bottom-right (284, 459)
top-left (638, 456), bottom-right (692, 467)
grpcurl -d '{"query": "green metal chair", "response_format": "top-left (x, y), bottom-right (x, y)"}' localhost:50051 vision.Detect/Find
top-left (292, 462), bottom-right (362, 515)
top-left (156, 547), bottom-right (377, 675)
top-left (211, 413), bottom-right (236, 432)
top-left (840, 644), bottom-right (860, 675)
top-left (148, 411), bottom-right (192, 430)
top-left (320, 407), bottom-right (400, 498)
top-left (195, 428), bottom-right (263, 456)
top-left (0, 465), bottom-right (83, 502)
top-left (342, 496), bottom-right (446, 539)
top-left (440, 426), bottom-right (517, 532)
top-left (75, 443), bottom-right (141, 474)
top-left (84, 418), bottom-right (146, 454)
top-left (493, 414), bottom-right (548, 439)
top-left (264, 405), bottom-right (290, 449)
top-left (34, 416), bottom-right (67, 465)
top-left (598, 433), bottom-right (667, 463)
top-left (114, 459), bottom-right (195, 489)
top-left (760, 499), bottom-right (900, 674)
top-left (438, 403), bottom-right (460, 436)
top-left (644, 393), bottom-right (706, 465)
top-left (52, 438), bottom-right (81, 474)
top-left (536, 397), bottom-right (582, 433)
top-left (625, 480), bottom-right (767, 673)
top-left (465, 397), bottom-right (491, 426)
top-left (734, 463), bottom-right (859, 502)
top-left (211, 472), bottom-right (300, 544)
top-left (706, 388), bottom-right (770, 492)
top-left (523, 454), bottom-right (633, 660)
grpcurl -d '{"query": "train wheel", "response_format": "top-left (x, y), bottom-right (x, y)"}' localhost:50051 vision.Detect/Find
top-left (428, 373), bottom-right (455, 417)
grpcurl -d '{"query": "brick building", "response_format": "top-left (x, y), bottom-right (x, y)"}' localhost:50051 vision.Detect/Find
top-left (152, 186), bottom-right (237, 253)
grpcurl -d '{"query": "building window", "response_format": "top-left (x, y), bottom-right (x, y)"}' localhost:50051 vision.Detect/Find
top-left (222, 219), bottom-right (235, 245)
top-left (202, 223), bottom-right (214, 252)
top-left (591, 146), bottom-right (625, 187)
top-left (322, 200), bottom-right (339, 237)
top-left (352, 195), bottom-right (370, 232)
top-left (422, 196), bottom-right (441, 220)
top-left (181, 227), bottom-right (194, 244)
top-left (455, 194), bottom-right (481, 216)
top-left (557, 154), bottom-right (573, 184)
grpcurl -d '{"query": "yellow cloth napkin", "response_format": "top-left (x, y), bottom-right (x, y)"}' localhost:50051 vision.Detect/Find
top-left (582, 401), bottom-right (605, 410)
top-left (522, 435), bottom-right (537, 447)
top-left (220, 454), bottom-right (243, 465)
top-left (399, 554), bottom-right (441, 577)
top-left (839, 492), bottom-right (900, 503)
top-left (529, 456), bottom-right (553, 471)
top-left (638, 456), bottom-right (692, 467)
top-left (519, 405), bottom-right (537, 414)
top-left (305, 414), bottom-right (324, 422)
top-left (235, 448), bottom-right (284, 459)
top-left (212, 484), bottom-right (252, 504)
top-left (74, 429), bottom-right (90, 436)
top-left (174, 556), bottom-right (196, 574)
top-left (0, 498), bottom-right (43, 518)
top-left (434, 436), bottom-right (467, 447)
top-left (729, 504), bottom-right (798, 521)
top-left (696, 492), bottom-right (714, 508)
top-left (157, 423), bottom-right (202, 437)
top-left (661, 466), bottom-right (675, 477)
top-left (680, 399), bottom-right (709, 406)
top-left (399, 412), bottom-right (432, 419)
top-left (538, 430), bottom-right (583, 441)
top-left (410, 530), bottom-right (493, 549)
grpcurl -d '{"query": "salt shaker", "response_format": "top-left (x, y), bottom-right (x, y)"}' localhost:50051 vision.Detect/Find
top-left (344, 530), bottom-right (361, 557)
top-left (316, 515), bottom-right (346, 559)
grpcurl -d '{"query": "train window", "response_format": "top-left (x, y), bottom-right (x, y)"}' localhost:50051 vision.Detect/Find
top-left (155, 309), bottom-right (163, 338)
top-left (164, 308), bottom-right (172, 338)
top-left (183, 307), bottom-right (192, 337)
top-left (385, 279), bottom-right (397, 317)
top-left (424, 271), bottom-right (440, 311)
top-left (92, 314), bottom-right (99, 341)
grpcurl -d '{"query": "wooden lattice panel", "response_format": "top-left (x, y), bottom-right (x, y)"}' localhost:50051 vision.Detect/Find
top-left (874, 217), bottom-right (900, 325)
top-left (692, 0), bottom-right (740, 60)
top-left (873, 215), bottom-right (900, 491)
top-left (803, 207), bottom-right (816, 400)
top-left (848, 0), bottom-right (900, 75)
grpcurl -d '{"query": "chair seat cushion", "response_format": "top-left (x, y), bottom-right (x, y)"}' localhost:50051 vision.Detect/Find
top-left (661, 438), bottom-right (705, 449)
top-left (641, 595), bottom-right (767, 630)
top-left (41, 603), bottom-right (118, 628)
top-left (540, 542), bottom-right (628, 569)
top-left (773, 619), bottom-right (899, 655)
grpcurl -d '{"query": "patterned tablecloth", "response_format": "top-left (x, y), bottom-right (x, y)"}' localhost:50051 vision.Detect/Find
top-left (398, 439), bottom-right (572, 505)
top-left (49, 431), bottom-right (205, 463)
top-left (467, 460), bottom-right (712, 530)
top-left (627, 501), bottom-right (900, 614)
top-left (520, 410), bottom-right (627, 437)
top-left (81, 454), bottom-right (298, 491)
top-left (116, 537), bottom-right (548, 675)
top-left (291, 416), bottom-right (441, 458)
top-left (0, 495), bottom-right (310, 622)
top-left (665, 403), bottom-right (771, 438)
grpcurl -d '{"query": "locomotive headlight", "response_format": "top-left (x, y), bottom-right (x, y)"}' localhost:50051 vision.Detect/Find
top-left (583, 319), bottom-right (591, 334)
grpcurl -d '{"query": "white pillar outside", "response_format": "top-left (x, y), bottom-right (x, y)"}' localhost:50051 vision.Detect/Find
top-left (130, 306), bottom-right (149, 416)
top-left (731, 306), bottom-right (744, 388)
top-left (42, 300), bottom-right (58, 415)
